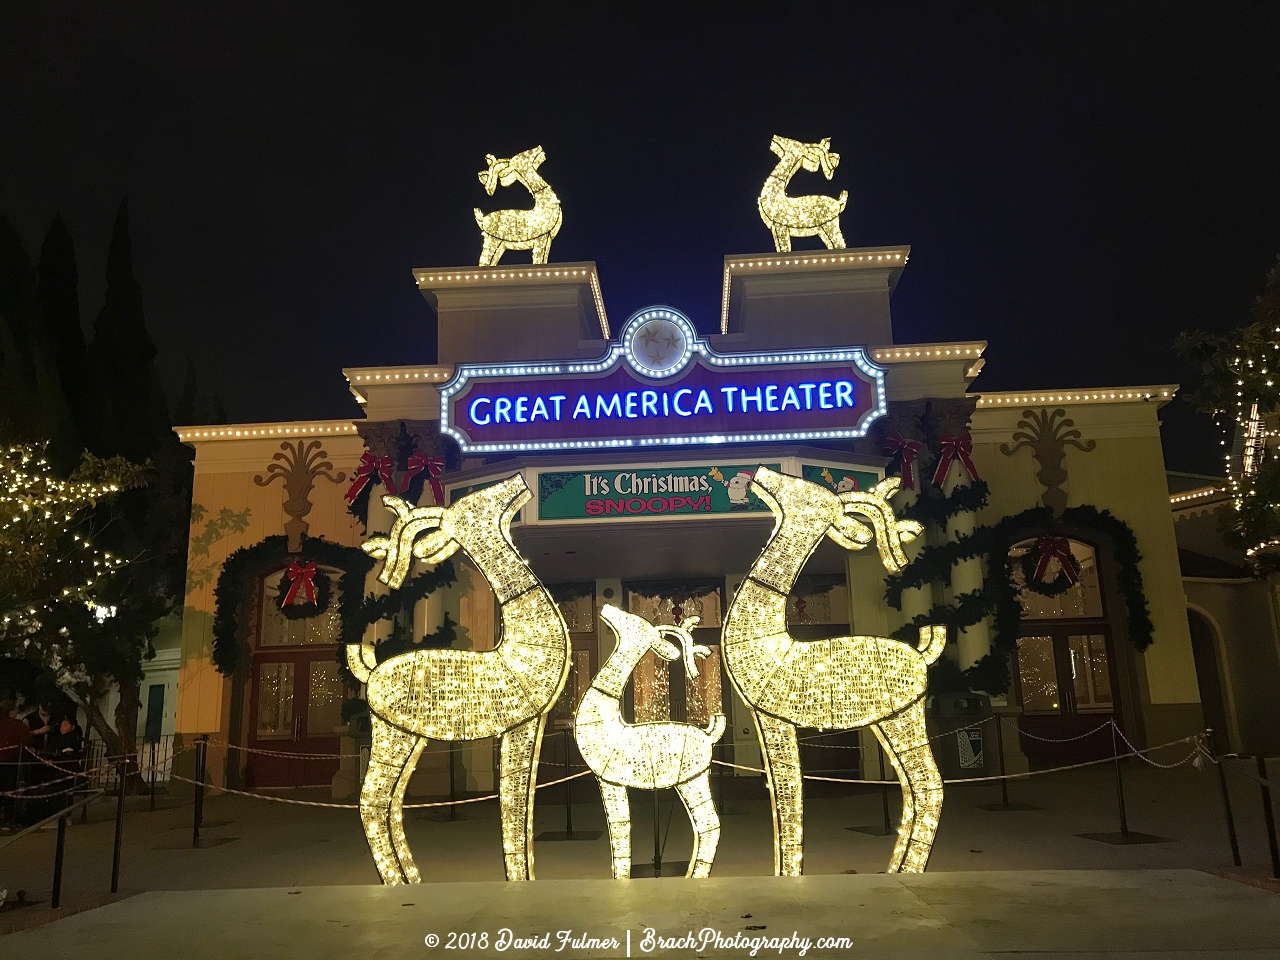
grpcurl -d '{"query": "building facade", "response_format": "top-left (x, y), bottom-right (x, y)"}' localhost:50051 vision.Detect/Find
top-left (174, 247), bottom-right (1205, 793)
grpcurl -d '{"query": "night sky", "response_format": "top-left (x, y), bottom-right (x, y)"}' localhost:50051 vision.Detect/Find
top-left (2, 4), bottom-right (1278, 474)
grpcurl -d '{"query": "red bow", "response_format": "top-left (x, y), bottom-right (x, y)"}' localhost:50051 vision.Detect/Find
top-left (399, 454), bottom-right (446, 505)
top-left (884, 433), bottom-right (923, 489)
top-left (932, 433), bottom-right (980, 487)
top-left (283, 561), bottom-right (318, 606)
top-left (345, 452), bottom-right (394, 503)
top-left (1033, 537), bottom-right (1078, 585)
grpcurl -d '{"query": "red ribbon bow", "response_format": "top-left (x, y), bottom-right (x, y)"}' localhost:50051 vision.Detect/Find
top-left (399, 454), bottom-right (446, 505)
top-left (283, 561), bottom-right (318, 606)
top-left (932, 433), bottom-right (980, 487)
top-left (1033, 537), bottom-right (1078, 585)
top-left (345, 452), bottom-right (395, 503)
top-left (884, 433), bottom-right (924, 489)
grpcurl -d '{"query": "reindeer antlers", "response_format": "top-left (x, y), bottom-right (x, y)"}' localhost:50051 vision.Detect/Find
top-left (832, 477), bottom-right (923, 573)
top-left (362, 496), bottom-right (454, 589)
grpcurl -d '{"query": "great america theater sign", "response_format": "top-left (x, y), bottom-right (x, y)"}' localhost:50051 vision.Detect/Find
top-left (439, 306), bottom-right (887, 453)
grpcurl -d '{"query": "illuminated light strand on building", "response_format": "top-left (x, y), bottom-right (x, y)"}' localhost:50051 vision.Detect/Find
top-left (721, 467), bottom-right (944, 876)
top-left (175, 421), bottom-right (359, 442)
top-left (349, 475), bottom-right (570, 884)
top-left (1169, 486), bottom-right (1228, 505)
top-left (413, 264), bottom-right (609, 338)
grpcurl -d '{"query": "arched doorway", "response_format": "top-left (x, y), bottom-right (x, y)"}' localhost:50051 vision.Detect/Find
top-left (1186, 607), bottom-right (1231, 752)
top-left (1008, 537), bottom-right (1121, 766)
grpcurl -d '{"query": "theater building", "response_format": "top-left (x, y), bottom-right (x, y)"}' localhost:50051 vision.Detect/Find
top-left (174, 247), bottom-right (1204, 793)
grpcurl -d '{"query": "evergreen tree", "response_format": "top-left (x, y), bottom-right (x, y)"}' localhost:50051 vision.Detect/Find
top-left (87, 199), bottom-right (170, 463)
top-left (38, 215), bottom-right (96, 454)
top-left (173, 355), bottom-right (200, 426)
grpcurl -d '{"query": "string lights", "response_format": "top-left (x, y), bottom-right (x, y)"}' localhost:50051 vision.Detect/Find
top-left (721, 467), bottom-right (945, 875)
top-left (350, 474), bottom-right (571, 884)
top-left (574, 606), bottom-right (725, 879)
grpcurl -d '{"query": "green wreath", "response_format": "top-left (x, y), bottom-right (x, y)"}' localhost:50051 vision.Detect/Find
top-left (1018, 543), bottom-right (1082, 598)
top-left (275, 566), bottom-right (332, 620)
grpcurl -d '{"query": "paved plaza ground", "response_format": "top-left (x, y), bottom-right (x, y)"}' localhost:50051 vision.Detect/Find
top-left (1, 757), bottom-right (1277, 954)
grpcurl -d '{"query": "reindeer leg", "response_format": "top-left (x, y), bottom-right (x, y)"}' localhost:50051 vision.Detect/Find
top-left (360, 715), bottom-right (419, 884)
top-left (499, 715), bottom-right (545, 881)
top-left (771, 228), bottom-right (792, 253)
top-left (532, 235), bottom-right (551, 265)
top-left (388, 737), bottom-right (427, 882)
top-left (598, 780), bottom-right (632, 879)
top-left (755, 713), bottom-right (804, 876)
top-left (824, 220), bottom-right (845, 249)
top-left (676, 773), bottom-right (720, 878)
top-left (873, 698), bottom-right (943, 873)
top-left (479, 237), bottom-right (500, 267)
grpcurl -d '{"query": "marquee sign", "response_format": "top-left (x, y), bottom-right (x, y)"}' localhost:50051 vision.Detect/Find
top-left (439, 306), bottom-right (887, 454)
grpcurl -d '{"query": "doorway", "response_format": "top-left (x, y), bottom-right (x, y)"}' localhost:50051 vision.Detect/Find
top-left (246, 568), bottom-right (345, 788)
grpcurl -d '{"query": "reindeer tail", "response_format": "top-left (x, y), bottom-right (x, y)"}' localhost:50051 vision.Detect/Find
top-left (346, 643), bottom-right (378, 685)
top-left (917, 625), bottom-right (948, 666)
top-left (473, 207), bottom-right (486, 225)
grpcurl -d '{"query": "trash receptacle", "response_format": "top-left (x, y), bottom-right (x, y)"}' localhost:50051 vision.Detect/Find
top-left (929, 693), bottom-right (994, 780)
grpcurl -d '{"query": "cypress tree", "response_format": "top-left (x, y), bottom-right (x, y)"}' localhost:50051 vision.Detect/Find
top-left (38, 215), bottom-right (98, 454)
top-left (173, 355), bottom-right (199, 426)
top-left (88, 198), bottom-right (171, 461)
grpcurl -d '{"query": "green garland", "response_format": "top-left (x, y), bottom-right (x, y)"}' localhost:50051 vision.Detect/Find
top-left (884, 503), bottom-right (1153, 696)
top-left (274, 567), bottom-right (332, 620)
top-left (212, 536), bottom-right (374, 676)
top-left (1018, 544), bottom-right (1081, 598)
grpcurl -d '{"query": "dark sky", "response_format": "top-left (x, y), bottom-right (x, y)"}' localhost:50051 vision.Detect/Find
top-left (2, 3), bottom-right (1278, 474)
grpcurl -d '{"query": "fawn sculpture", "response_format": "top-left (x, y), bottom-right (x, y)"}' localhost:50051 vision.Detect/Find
top-left (348, 474), bottom-right (570, 884)
top-left (723, 467), bottom-right (946, 876)
top-left (757, 135), bottom-right (848, 253)
top-left (575, 605), bottom-right (726, 879)
top-left (474, 145), bottom-right (562, 266)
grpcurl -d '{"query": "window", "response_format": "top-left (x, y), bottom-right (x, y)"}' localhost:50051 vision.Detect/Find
top-left (258, 567), bottom-right (343, 647)
top-left (1010, 539), bottom-right (1103, 619)
top-left (624, 583), bottom-right (723, 724)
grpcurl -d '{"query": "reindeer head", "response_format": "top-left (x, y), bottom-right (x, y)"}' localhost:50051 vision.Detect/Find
top-left (478, 146), bottom-right (546, 195)
top-left (750, 466), bottom-right (922, 574)
top-left (362, 473), bottom-right (531, 589)
top-left (769, 135), bottom-right (840, 179)
top-left (600, 605), bottom-right (709, 678)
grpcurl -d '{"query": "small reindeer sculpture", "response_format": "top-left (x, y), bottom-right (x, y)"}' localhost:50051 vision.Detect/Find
top-left (575, 605), bottom-right (726, 879)
top-left (474, 146), bottom-right (562, 266)
top-left (757, 135), bottom-right (848, 252)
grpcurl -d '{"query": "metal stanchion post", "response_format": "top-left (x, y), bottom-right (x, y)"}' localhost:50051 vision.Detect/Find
top-left (149, 740), bottom-right (157, 812)
top-left (563, 729), bottom-right (573, 839)
top-left (193, 734), bottom-right (208, 849)
top-left (1111, 722), bottom-right (1129, 839)
top-left (111, 755), bottom-right (126, 893)
top-left (51, 814), bottom-right (68, 909)
top-left (1207, 729), bottom-right (1241, 867)
top-left (878, 743), bottom-right (892, 834)
top-left (1258, 756), bottom-right (1279, 880)
top-left (996, 715), bottom-right (1010, 809)
top-left (448, 742), bottom-right (457, 822)
top-left (652, 789), bottom-right (662, 876)
top-left (15, 747), bottom-right (25, 827)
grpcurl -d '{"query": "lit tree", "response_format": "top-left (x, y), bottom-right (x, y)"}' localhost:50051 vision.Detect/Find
top-left (0, 443), bottom-right (148, 751)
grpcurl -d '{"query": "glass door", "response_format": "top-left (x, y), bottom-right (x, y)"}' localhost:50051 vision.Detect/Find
top-left (1014, 629), bottom-right (1117, 766)
top-left (247, 570), bottom-right (346, 788)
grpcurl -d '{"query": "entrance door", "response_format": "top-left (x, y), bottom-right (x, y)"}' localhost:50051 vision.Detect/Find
top-left (247, 568), bottom-right (345, 788)
top-left (1014, 630), bottom-right (1117, 765)
top-left (541, 588), bottom-right (597, 788)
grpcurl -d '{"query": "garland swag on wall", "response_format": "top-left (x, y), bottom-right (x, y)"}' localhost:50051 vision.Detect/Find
top-left (884, 504), bottom-right (1153, 695)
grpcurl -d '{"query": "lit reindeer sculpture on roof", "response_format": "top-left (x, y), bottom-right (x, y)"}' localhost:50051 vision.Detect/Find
top-left (575, 605), bottom-right (726, 879)
top-left (757, 135), bottom-right (849, 253)
top-left (348, 474), bottom-right (570, 884)
top-left (723, 467), bottom-right (946, 876)
top-left (474, 145), bottom-right (562, 266)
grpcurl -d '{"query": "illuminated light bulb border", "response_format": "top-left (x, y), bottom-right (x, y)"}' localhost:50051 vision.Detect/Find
top-left (413, 264), bottom-right (610, 338)
top-left (975, 387), bottom-right (1175, 408)
top-left (719, 248), bottom-right (910, 334)
top-left (175, 421), bottom-right (359, 443)
top-left (1169, 486), bottom-right (1227, 506)
top-left (439, 307), bottom-right (888, 454)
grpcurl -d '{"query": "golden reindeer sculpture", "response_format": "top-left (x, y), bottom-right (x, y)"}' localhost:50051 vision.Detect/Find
top-left (757, 135), bottom-right (848, 253)
top-left (723, 467), bottom-right (946, 876)
top-left (348, 474), bottom-right (570, 884)
top-left (474, 145), bottom-right (562, 266)
top-left (575, 606), bottom-right (726, 879)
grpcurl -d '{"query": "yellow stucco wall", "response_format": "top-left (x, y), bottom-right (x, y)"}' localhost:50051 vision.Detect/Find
top-left (970, 401), bottom-right (1199, 707)
top-left (176, 432), bottom-right (367, 735)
